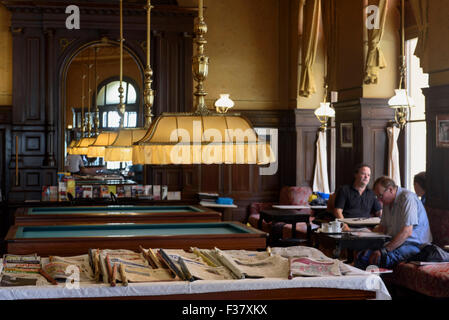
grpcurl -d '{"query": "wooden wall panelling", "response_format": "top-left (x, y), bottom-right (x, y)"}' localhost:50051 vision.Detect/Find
top-left (423, 84), bottom-right (449, 210)
top-left (334, 98), bottom-right (394, 188)
top-left (295, 109), bottom-right (321, 187)
top-left (3, 1), bottom-right (196, 200)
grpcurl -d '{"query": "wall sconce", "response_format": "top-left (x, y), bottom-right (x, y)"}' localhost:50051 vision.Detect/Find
top-left (314, 102), bottom-right (335, 130)
top-left (389, 0), bottom-right (414, 130)
top-left (215, 94), bottom-right (234, 114)
top-left (388, 89), bottom-right (414, 129)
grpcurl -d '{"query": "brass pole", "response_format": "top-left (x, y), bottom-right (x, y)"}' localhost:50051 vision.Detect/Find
top-left (81, 71), bottom-right (86, 137)
top-left (94, 46), bottom-right (100, 136)
top-left (15, 135), bottom-right (18, 186)
top-left (192, 0), bottom-right (210, 115)
top-left (87, 48), bottom-right (92, 137)
top-left (144, 0), bottom-right (155, 128)
top-left (118, 0), bottom-right (125, 128)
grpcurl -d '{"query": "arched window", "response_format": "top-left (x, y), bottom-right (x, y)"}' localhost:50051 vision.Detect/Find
top-left (96, 78), bottom-right (139, 128)
top-left (72, 78), bottom-right (140, 130)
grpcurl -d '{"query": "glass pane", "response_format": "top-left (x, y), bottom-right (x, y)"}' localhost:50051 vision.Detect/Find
top-left (97, 86), bottom-right (105, 106)
top-left (102, 112), bottom-right (107, 128)
top-left (406, 38), bottom-right (428, 190)
top-left (106, 81), bottom-right (127, 105)
top-left (126, 112), bottom-right (137, 128)
top-left (127, 84), bottom-right (137, 104)
top-left (108, 111), bottom-right (120, 128)
top-left (106, 161), bottom-right (121, 169)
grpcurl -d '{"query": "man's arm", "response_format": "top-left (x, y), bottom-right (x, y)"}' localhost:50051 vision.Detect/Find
top-left (384, 225), bottom-right (413, 252)
top-left (333, 208), bottom-right (344, 220)
top-left (373, 210), bottom-right (382, 217)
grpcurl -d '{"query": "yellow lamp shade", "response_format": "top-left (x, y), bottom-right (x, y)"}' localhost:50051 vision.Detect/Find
top-left (104, 128), bottom-right (147, 162)
top-left (132, 113), bottom-right (276, 165)
top-left (70, 137), bottom-right (96, 155)
top-left (67, 140), bottom-right (78, 155)
top-left (87, 131), bottom-right (118, 158)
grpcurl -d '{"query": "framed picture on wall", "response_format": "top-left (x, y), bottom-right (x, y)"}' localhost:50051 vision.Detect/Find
top-left (340, 123), bottom-right (353, 148)
top-left (436, 114), bottom-right (449, 148)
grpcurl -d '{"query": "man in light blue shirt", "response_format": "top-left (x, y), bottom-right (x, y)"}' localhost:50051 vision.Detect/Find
top-left (355, 176), bottom-right (432, 270)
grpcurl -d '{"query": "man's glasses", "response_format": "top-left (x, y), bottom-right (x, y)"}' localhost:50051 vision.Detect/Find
top-left (376, 188), bottom-right (389, 200)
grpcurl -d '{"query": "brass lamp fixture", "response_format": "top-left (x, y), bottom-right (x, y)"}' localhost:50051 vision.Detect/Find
top-left (314, 84), bottom-right (335, 130)
top-left (388, 0), bottom-right (414, 129)
top-left (143, 0), bottom-right (155, 127)
top-left (132, 0), bottom-right (275, 165)
top-left (103, 0), bottom-right (150, 162)
top-left (72, 48), bottom-right (96, 155)
top-left (215, 94), bottom-right (234, 114)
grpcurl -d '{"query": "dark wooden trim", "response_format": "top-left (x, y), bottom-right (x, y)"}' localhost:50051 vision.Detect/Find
top-left (423, 84), bottom-right (449, 210)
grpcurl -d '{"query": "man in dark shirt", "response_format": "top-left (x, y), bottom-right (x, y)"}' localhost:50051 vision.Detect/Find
top-left (334, 164), bottom-right (382, 231)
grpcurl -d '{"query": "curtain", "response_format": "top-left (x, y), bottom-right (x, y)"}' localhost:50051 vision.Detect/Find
top-left (387, 126), bottom-right (401, 187)
top-left (299, 0), bottom-right (321, 97)
top-left (364, 0), bottom-right (389, 84)
top-left (313, 130), bottom-right (330, 194)
top-left (410, 0), bottom-right (428, 69)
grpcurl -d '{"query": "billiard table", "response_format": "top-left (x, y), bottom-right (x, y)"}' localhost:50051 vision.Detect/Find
top-left (14, 205), bottom-right (222, 225)
top-left (5, 222), bottom-right (268, 256)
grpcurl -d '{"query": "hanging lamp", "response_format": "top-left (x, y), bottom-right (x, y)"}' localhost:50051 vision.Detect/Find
top-left (132, 0), bottom-right (275, 165)
top-left (70, 63), bottom-right (89, 155)
top-left (388, 0), bottom-right (414, 129)
top-left (103, 0), bottom-right (148, 162)
top-left (72, 47), bottom-right (96, 155)
top-left (87, 46), bottom-right (119, 158)
top-left (314, 84), bottom-right (335, 131)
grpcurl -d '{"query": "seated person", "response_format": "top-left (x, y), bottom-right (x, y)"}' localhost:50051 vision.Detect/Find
top-left (65, 153), bottom-right (85, 175)
top-left (334, 164), bottom-right (382, 231)
top-left (413, 171), bottom-right (426, 205)
top-left (354, 176), bottom-right (433, 270)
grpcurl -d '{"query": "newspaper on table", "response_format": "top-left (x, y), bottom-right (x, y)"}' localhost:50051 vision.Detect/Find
top-left (1, 253), bottom-right (48, 286)
top-left (97, 249), bottom-right (173, 284)
top-left (163, 249), bottom-right (235, 281)
top-left (219, 249), bottom-right (289, 278)
top-left (41, 255), bottom-right (95, 282)
top-left (272, 246), bottom-right (345, 276)
top-left (288, 257), bottom-right (341, 277)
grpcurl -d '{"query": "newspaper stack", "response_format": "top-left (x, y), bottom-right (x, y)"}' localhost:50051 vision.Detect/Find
top-left (0, 253), bottom-right (47, 287)
top-left (90, 249), bottom-right (174, 285)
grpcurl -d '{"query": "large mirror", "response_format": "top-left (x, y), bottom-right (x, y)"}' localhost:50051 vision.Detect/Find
top-left (64, 41), bottom-right (144, 184)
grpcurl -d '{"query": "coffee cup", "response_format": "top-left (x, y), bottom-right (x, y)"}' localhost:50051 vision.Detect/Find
top-left (330, 220), bottom-right (343, 233)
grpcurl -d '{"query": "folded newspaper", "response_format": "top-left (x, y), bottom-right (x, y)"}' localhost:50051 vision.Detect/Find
top-left (162, 249), bottom-right (235, 281)
top-left (289, 257), bottom-right (342, 277)
top-left (41, 255), bottom-right (95, 282)
top-left (219, 249), bottom-right (289, 278)
top-left (97, 249), bottom-right (174, 284)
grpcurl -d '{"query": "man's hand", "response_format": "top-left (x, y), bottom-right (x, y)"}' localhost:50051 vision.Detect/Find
top-left (342, 223), bottom-right (350, 232)
top-left (369, 250), bottom-right (381, 265)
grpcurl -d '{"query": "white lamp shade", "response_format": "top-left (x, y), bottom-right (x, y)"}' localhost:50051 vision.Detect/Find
top-left (214, 94), bottom-right (235, 108)
top-left (388, 89), bottom-right (415, 108)
top-left (314, 102), bottom-right (335, 118)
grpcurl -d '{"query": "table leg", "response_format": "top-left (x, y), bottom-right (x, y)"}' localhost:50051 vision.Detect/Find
top-left (333, 245), bottom-right (341, 259)
top-left (306, 222), bottom-right (311, 246)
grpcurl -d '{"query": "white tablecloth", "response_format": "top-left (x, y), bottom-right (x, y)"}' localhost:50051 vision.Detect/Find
top-left (0, 269), bottom-right (390, 300)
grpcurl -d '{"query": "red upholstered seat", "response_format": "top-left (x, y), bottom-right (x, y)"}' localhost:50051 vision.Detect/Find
top-left (392, 262), bottom-right (449, 298)
top-left (247, 186), bottom-right (319, 241)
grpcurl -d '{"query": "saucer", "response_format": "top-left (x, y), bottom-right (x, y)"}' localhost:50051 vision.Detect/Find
top-left (317, 228), bottom-right (344, 234)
